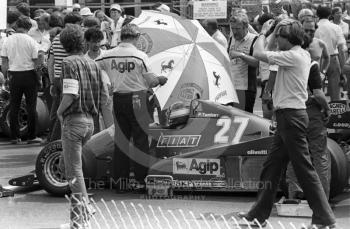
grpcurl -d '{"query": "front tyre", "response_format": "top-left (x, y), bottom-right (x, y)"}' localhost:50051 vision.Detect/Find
top-left (35, 140), bottom-right (70, 196)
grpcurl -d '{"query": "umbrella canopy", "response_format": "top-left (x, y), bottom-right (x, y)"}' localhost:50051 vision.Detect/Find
top-left (132, 10), bottom-right (237, 109)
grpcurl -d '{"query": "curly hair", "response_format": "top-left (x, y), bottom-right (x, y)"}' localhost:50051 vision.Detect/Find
top-left (277, 19), bottom-right (305, 46)
top-left (16, 2), bottom-right (30, 17)
top-left (84, 27), bottom-right (104, 42)
top-left (82, 16), bottom-right (100, 29)
top-left (7, 10), bottom-right (21, 25)
top-left (16, 15), bottom-right (32, 31)
top-left (60, 24), bottom-right (84, 53)
top-left (64, 12), bottom-right (83, 26)
top-left (49, 12), bottom-right (64, 28)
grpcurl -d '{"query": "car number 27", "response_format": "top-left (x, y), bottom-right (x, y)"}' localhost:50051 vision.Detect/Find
top-left (214, 116), bottom-right (249, 144)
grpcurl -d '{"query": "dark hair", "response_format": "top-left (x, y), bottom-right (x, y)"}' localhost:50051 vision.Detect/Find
top-left (16, 15), bottom-right (32, 30)
top-left (63, 12), bottom-right (83, 26)
top-left (60, 24), bottom-right (84, 53)
top-left (278, 20), bottom-right (305, 46)
top-left (301, 33), bottom-right (312, 49)
top-left (332, 7), bottom-right (342, 15)
top-left (257, 13), bottom-right (274, 26)
top-left (316, 6), bottom-right (331, 19)
top-left (120, 24), bottom-right (140, 41)
top-left (83, 16), bottom-right (100, 28)
top-left (16, 2), bottom-right (30, 17)
top-left (206, 19), bottom-right (218, 31)
top-left (84, 27), bottom-right (104, 42)
top-left (7, 10), bottom-right (21, 25)
top-left (49, 12), bottom-right (64, 28)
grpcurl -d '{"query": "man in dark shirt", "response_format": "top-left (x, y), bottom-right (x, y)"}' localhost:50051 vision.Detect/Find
top-left (57, 24), bottom-right (108, 223)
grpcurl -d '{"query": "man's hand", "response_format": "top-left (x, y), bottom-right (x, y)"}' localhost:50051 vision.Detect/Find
top-left (158, 76), bottom-right (168, 86)
top-left (322, 109), bottom-right (331, 124)
top-left (229, 51), bottom-right (244, 59)
top-left (261, 19), bottom-right (274, 35)
top-left (50, 85), bottom-right (58, 97)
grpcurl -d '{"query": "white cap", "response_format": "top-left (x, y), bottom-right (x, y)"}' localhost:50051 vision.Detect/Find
top-left (157, 4), bottom-right (170, 12)
top-left (110, 4), bottom-right (122, 13)
top-left (80, 7), bottom-right (93, 16)
top-left (73, 3), bottom-right (81, 9)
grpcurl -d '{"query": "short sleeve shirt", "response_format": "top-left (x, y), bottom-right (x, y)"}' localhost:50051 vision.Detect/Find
top-left (1, 33), bottom-right (39, 71)
top-left (315, 19), bottom-right (346, 55)
top-left (50, 34), bottom-right (68, 78)
top-left (265, 46), bottom-right (310, 110)
top-left (61, 55), bottom-right (103, 117)
top-left (96, 42), bottom-right (157, 93)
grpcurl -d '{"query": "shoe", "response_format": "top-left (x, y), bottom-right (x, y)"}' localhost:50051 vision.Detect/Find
top-left (302, 223), bottom-right (336, 229)
top-left (11, 138), bottom-right (21, 144)
top-left (27, 137), bottom-right (43, 144)
top-left (237, 211), bottom-right (267, 227)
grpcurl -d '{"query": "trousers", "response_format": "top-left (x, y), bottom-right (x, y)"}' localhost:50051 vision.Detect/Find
top-left (247, 109), bottom-right (335, 225)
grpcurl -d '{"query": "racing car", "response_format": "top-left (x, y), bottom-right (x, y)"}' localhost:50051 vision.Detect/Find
top-left (10, 99), bottom-right (350, 198)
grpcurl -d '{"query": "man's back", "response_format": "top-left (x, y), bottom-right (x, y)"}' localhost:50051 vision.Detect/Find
top-left (315, 19), bottom-right (345, 55)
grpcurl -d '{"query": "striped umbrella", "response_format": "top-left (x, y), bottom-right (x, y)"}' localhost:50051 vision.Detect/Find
top-left (132, 10), bottom-right (237, 109)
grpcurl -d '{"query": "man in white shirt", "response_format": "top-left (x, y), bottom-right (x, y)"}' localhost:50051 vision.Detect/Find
top-left (332, 7), bottom-right (349, 39)
top-left (202, 19), bottom-right (228, 49)
top-left (237, 19), bottom-right (336, 229)
top-left (1, 16), bottom-right (41, 144)
top-left (109, 4), bottom-right (125, 48)
top-left (28, 14), bottom-right (51, 53)
top-left (315, 6), bottom-right (347, 101)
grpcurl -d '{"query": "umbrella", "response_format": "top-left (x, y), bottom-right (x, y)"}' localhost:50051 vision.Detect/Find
top-left (132, 10), bottom-right (238, 109)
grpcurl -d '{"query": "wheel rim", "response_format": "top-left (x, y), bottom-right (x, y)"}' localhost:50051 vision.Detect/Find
top-left (6, 106), bottom-right (28, 132)
top-left (44, 151), bottom-right (68, 187)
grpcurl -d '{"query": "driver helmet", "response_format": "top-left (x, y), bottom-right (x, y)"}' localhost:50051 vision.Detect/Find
top-left (165, 101), bottom-right (190, 128)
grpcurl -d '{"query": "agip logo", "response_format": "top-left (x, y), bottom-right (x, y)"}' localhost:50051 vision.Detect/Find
top-left (173, 158), bottom-right (220, 176)
top-left (329, 103), bottom-right (347, 115)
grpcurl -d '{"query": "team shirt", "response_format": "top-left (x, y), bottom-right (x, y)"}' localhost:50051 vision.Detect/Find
top-left (1, 33), bottom-right (39, 71)
top-left (96, 42), bottom-right (158, 93)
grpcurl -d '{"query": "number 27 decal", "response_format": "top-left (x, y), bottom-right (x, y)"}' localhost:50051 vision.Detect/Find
top-left (214, 116), bottom-right (249, 144)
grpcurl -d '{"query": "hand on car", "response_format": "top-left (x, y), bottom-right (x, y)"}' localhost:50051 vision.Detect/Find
top-left (158, 76), bottom-right (168, 86)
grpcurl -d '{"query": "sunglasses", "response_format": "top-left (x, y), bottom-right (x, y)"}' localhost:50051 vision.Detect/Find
top-left (304, 29), bottom-right (315, 33)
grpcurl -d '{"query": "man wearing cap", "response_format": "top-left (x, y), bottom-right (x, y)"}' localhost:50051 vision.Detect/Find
top-left (96, 24), bottom-right (167, 191)
top-left (109, 4), bottom-right (125, 48)
top-left (72, 3), bottom-right (81, 13)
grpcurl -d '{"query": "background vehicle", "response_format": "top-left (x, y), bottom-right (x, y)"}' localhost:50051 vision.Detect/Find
top-left (28, 99), bottom-right (349, 198)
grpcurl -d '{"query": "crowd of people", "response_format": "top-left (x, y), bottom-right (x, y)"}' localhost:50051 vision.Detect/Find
top-left (1, 1), bottom-right (350, 228)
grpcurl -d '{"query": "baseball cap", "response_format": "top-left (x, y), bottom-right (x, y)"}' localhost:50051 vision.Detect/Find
top-left (80, 7), bottom-right (93, 16)
top-left (110, 4), bottom-right (122, 13)
top-left (121, 24), bottom-right (140, 37)
top-left (73, 3), bottom-right (81, 9)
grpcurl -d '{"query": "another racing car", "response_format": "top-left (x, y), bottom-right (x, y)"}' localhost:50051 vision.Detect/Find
top-left (11, 99), bottom-right (349, 199)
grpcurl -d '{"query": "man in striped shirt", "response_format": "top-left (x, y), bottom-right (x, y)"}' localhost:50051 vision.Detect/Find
top-left (46, 12), bottom-right (82, 143)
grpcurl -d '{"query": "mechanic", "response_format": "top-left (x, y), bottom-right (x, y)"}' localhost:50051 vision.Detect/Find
top-left (56, 24), bottom-right (107, 220)
top-left (228, 12), bottom-right (259, 113)
top-left (237, 19), bottom-right (336, 229)
top-left (1, 16), bottom-right (42, 144)
top-left (46, 12), bottom-right (82, 144)
top-left (96, 24), bottom-right (167, 191)
top-left (315, 6), bottom-right (347, 101)
top-left (286, 34), bottom-right (331, 200)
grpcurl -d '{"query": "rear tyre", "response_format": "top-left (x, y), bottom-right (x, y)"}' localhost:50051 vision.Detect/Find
top-left (35, 140), bottom-right (70, 196)
top-left (328, 138), bottom-right (349, 198)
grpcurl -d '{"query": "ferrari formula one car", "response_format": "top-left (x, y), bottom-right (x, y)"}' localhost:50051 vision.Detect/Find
top-left (10, 99), bottom-right (350, 198)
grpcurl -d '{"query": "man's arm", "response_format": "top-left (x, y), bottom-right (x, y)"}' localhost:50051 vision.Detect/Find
top-left (230, 51), bottom-right (259, 67)
top-left (253, 35), bottom-right (269, 63)
top-left (312, 88), bottom-right (330, 112)
top-left (57, 94), bottom-right (74, 123)
top-left (47, 54), bottom-right (54, 82)
top-left (320, 41), bottom-right (330, 73)
top-left (1, 57), bottom-right (8, 79)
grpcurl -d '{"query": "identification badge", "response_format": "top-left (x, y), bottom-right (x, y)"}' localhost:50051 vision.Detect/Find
top-left (63, 79), bottom-right (79, 95)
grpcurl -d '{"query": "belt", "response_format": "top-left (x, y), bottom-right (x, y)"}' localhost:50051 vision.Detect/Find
top-left (275, 108), bottom-right (305, 113)
top-left (330, 54), bottom-right (339, 57)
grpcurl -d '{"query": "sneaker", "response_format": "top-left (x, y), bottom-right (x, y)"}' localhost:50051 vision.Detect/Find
top-left (11, 138), bottom-right (21, 144)
top-left (237, 211), bottom-right (267, 227)
top-left (27, 137), bottom-right (43, 144)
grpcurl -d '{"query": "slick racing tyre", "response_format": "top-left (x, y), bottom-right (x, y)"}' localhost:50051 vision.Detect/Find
top-left (328, 138), bottom-right (349, 198)
top-left (36, 140), bottom-right (70, 196)
top-left (0, 97), bottom-right (49, 138)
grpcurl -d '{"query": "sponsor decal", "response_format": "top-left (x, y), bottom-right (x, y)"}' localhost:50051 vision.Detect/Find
top-left (173, 158), bottom-right (220, 176)
top-left (178, 83), bottom-right (203, 102)
top-left (161, 60), bottom-right (175, 73)
top-left (247, 150), bottom-right (268, 155)
top-left (196, 112), bottom-right (219, 118)
top-left (154, 19), bottom-right (168, 25)
top-left (62, 79), bottom-right (79, 95)
top-left (157, 135), bottom-right (201, 147)
top-left (111, 59), bottom-right (135, 73)
top-left (136, 33), bottom-right (153, 54)
top-left (332, 122), bottom-right (350, 128)
top-left (329, 103), bottom-right (346, 115)
top-left (213, 71), bottom-right (221, 88)
top-left (215, 90), bottom-right (227, 102)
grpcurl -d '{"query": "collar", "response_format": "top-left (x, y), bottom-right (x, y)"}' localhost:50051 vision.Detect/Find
top-left (291, 45), bottom-right (302, 51)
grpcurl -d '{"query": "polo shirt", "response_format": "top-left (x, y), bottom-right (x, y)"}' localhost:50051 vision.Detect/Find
top-left (266, 46), bottom-right (310, 110)
top-left (49, 34), bottom-right (68, 78)
top-left (228, 32), bottom-right (258, 91)
top-left (212, 30), bottom-right (228, 49)
top-left (96, 42), bottom-right (157, 93)
top-left (1, 33), bottom-right (39, 71)
top-left (315, 19), bottom-right (346, 55)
